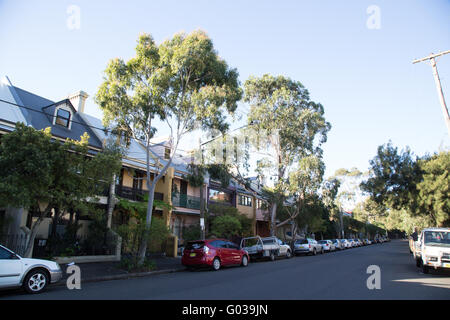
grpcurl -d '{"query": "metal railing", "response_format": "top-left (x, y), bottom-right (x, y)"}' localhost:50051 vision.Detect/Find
top-left (172, 193), bottom-right (201, 210)
top-left (0, 234), bottom-right (29, 256)
top-left (115, 185), bottom-right (163, 202)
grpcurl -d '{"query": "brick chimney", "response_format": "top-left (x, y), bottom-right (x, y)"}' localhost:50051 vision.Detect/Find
top-left (68, 90), bottom-right (89, 113)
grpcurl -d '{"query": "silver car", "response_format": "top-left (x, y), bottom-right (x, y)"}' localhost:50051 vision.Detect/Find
top-left (294, 238), bottom-right (324, 256)
top-left (331, 239), bottom-right (344, 250)
top-left (0, 245), bottom-right (62, 294)
top-left (340, 239), bottom-right (351, 249)
top-left (318, 240), bottom-right (336, 252)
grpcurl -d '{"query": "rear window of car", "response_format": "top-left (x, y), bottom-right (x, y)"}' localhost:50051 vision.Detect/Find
top-left (262, 239), bottom-right (275, 244)
top-left (318, 240), bottom-right (327, 244)
top-left (185, 241), bottom-right (205, 250)
top-left (295, 239), bottom-right (308, 244)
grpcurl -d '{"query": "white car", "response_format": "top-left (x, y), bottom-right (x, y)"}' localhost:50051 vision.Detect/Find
top-left (414, 228), bottom-right (450, 274)
top-left (0, 244), bottom-right (63, 294)
top-left (318, 240), bottom-right (336, 252)
top-left (293, 238), bottom-right (323, 255)
top-left (274, 238), bottom-right (293, 259)
top-left (331, 239), bottom-right (344, 250)
top-left (340, 239), bottom-right (351, 249)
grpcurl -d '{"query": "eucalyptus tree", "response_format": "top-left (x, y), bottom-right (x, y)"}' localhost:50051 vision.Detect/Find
top-left (95, 30), bottom-right (242, 263)
top-left (244, 74), bottom-right (330, 236)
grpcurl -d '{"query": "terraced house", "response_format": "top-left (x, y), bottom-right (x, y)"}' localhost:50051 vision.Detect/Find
top-left (0, 77), bottom-right (271, 259)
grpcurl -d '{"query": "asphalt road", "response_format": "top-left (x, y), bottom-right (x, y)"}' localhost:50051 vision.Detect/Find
top-left (1, 240), bottom-right (449, 300)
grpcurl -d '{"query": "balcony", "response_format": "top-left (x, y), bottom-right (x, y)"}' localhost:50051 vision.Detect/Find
top-left (115, 185), bottom-right (164, 202)
top-left (171, 193), bottom-right (201, 210)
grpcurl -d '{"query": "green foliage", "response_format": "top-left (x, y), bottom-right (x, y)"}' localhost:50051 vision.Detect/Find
top-left (0, 123), bottom-right (121, 256)
top-left (115, 196), bottom-right (171, 256)
top-left (416, 151), bottom-right (449, 227)
top-left (362, 142), bottom-right (449, 229)
top-left (208, 204), bottom-right (253, 238)
top-left (182, 224), bottom-right (202, 242)
top-left (185, 163), bottom-right (232, 189)
top-left (361, 142), bottom-right (420, 212)
top-left (210, 215), bottom-right (242, 239)
top-left (244, 74), bottom-right (331, 234)
top-left (119, 256), bottom-right (156, 273)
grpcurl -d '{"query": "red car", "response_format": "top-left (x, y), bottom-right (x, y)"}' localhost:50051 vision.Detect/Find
top-left (182, 239), bottom-right (250, 271)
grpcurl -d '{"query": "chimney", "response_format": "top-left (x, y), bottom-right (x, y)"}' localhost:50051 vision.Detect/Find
top-left (68, 90), bottom-right (89, 113)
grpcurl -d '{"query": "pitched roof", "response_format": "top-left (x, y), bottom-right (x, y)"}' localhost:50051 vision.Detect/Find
top-left (2, 81), bottom-right (103, 149)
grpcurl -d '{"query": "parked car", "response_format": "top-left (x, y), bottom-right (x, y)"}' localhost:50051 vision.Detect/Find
top-left (293, 238), bottom-right (323, 255)
top-left (274, 237), bottom-right (293, 259)
top-left (340, 239), bottom-right (351, 249)
top-left (240, 236), bottom-right (285, 261)
top-left (181, 239), bottom-right (249, 271)
top-left (413, 228), bottom-right (450, 274)
top-left (318, 240), bottom-right (336, 252)
top-left (363, 239), bottom-right (371, 245)
top-left (331, 239), bottom-right (344, 250)
top-left (0, 244), bottom-right (62, 294)
top-left (347, 239), bottom-right (356, 248)
top-left (356, 239), bottom-right (363, 246)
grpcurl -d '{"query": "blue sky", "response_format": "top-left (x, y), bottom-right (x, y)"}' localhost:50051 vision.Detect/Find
top-left (0, 0), bottom-right (449, 178)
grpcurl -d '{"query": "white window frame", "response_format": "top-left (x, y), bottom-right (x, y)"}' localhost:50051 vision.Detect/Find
top-left (53, 104), bottom-right (73, 129)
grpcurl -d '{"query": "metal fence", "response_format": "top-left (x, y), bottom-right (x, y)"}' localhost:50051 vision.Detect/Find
top-left (0, 234), bottom-right (29, 256)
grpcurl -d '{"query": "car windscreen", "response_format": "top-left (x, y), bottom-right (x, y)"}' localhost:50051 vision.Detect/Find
top-left (295, 239), bottom-right (308, 244)
top-left (185, 241), bottom-right (205, 250)
top-left (423, 231), bottom-right (450, 246)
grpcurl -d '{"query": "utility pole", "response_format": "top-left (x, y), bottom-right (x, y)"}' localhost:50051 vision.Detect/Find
top-left (413, 50), bottom-right (450, 136)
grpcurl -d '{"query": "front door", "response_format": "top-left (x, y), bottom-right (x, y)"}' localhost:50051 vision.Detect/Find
top-left (180, 181), bottom-right (188, 207)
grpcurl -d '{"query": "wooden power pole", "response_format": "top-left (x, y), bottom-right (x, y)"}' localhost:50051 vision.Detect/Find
top-left (413, 50), bottom-right (450, 136)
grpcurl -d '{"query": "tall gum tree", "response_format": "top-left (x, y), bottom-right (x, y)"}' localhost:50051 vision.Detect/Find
top-left (244, 74), bottom-right (330, 236)
top-left (95, 31), bottom-right (242, 263)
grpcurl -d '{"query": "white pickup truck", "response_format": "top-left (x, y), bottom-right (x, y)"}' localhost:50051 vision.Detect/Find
top-left (413, 228), bottom-right (450, 274)
top-left (240, 236), bottom-right (292, 261)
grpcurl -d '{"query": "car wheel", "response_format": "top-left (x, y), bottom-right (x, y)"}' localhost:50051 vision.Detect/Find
top-left (23, 269), bottom-right (49, 294)
top-left (321, 248), bottom-right (324, 254)
top-left (269, 251), bottom-right (276, 261)
top-left (286, 250), bottom-right (292, 259)
top-left (422, 263), bottom-right (429, 274)
top-left (415, 257), bottom-right (421, 268)
top-left (212, 257), bottom-right (221, 271)
top-left (241, 255), bottom-right (248, 267)
top-left (312, 248), bottom-right (317, 256)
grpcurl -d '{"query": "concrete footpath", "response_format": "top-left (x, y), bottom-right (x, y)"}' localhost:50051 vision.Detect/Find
top-left (58, 256), bottom-right (185, 285)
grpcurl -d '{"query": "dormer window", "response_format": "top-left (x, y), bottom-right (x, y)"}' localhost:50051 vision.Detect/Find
top-left (53, 105), bottom-right (73, 129)
top-left (164, 147), bottom-right (171, 160)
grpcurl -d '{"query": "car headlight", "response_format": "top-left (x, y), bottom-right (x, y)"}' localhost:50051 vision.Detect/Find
top-left (426, 256), bottom-right (438, 262)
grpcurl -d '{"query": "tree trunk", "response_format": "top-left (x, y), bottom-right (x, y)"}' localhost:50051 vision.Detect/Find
top-left (200, 183), bottom-right (205, 240)
top-left (270, 202), bottom-right (277, 237)
top-left (106, 174), bottom-right (116, 229)
top-left (24, 216), bottom-right (44, 258)
top-left (137, 182), bottom-right (156, 265)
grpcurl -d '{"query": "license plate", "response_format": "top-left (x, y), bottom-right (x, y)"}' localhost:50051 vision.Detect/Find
top-left (443, 263), bottom-right (450, 268)
top-left (190, 253), bottom-right (196, 257)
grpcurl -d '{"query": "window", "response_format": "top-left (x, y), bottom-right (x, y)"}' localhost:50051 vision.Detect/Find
top-left (226, 241), bottom-right (239, 249)
top-left (209, 240), bottom-right (227, 248)
top-left (164, 147), bottom-right (171, 160)
top-left (238, 195), bottom-right (252, 207)
top-left (55, 108), bottom-right (71, 127)
top-left (209, 189), bottom-right (231, 204)
top-left (0, 247), bottom-right (14, 259)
